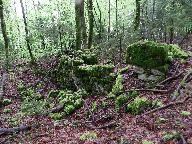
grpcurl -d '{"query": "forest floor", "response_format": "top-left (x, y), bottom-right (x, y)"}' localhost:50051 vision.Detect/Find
top-left (0, 44), bottom-right (192, 143)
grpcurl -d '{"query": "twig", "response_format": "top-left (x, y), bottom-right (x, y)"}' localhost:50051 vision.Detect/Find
top-left (158, 71), bottom-right (184, 85)
top-left (125, 89), bottom-right (168, 93)
top-left (143, 96), bottom-right (191, 115)
top-left (172, 69), bottom-right (192, 101)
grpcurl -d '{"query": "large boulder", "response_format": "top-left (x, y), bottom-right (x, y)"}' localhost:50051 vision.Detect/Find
top-left (126, 41), bottom-right (189, 72)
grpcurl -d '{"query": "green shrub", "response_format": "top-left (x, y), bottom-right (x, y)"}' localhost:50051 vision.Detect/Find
top-left (2, 98), bottom-right (12, 106)
top-left (126, 97), bottom-right (153, 115)
top-left (169, 44), bottom-right (189, 59)
top-left (80, 131), bottom-right (97, 141)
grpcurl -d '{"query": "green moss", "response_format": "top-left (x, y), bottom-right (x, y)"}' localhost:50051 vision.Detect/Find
top-left (109, 74), bottom-right (124, 97)
top-left (64, 104), bottom-right (75, 115)
top-left (50, 113), bottom-right (64, 121)
top-left (80, 131), bottom-right (97, 141)
top-left (126, 97), bottom-right (153, 115)
top-left (126, 41), bottom-right (189, 73)
top-left (162, 131), bottom-right (181, 141)
top-left (180, 111), bottom-right (191, 117)
top-left (142, 140), bottom-right (154, 144)
top-left (3, 108), bottom-right (12, 113)
top-left (2, 98), bottom-right (12, 106)
top-left (115, 94), bottom-right (128, 110)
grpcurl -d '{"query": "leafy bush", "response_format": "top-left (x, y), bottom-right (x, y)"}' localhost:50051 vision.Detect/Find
top-left (126, 97), bottom-right (153, 115)
top-left (80, 131), bottom-right (97, 141)
top-left (64, 104), bottom-right (75, 115)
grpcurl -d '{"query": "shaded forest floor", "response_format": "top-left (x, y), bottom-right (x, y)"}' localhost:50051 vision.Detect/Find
top-left (1, 43), bottom-right (192, 143)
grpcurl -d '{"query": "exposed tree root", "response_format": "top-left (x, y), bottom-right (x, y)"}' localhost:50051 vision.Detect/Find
top-left (143, 96), bottom-right (191, 116)
top-left (0, 125), bottom-right (32, 136)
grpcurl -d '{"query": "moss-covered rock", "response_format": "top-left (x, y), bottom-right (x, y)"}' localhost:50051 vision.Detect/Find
top-left (77, 64), bottom-right (115, 93)
top-left (126, 41), bottom-right (189, 73)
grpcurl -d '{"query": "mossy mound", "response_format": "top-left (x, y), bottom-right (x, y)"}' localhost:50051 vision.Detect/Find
top-left (126, 41), bottom-right (189, 72)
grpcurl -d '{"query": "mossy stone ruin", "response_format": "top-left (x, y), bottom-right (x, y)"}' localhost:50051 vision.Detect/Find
top-left (126, 41), bottom-right (189, 73)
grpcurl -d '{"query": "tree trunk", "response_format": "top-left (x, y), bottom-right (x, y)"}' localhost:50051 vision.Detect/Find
top-left (20, 0), bottom-right (35, 64)
top-left (87, 0), bottom-right (94, 49)
top-left (0, 0), bottom-right (9, 71)
top-left (134, 0), bottom-right (141, 31)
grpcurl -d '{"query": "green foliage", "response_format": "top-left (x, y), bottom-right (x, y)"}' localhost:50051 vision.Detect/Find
top-left (91, 101), bottom-right (97, 112)
top-left (48, 90), bottom-right (60, 98)
top-left (50, 113), bottom-right (64, 121)
top-left (2, 98), bottom-right (12, 106)
top-left (21, 98), bottom-right (47, 116)
top-left (3, 108), bottom-right (12, 113)
top-left (126, 97), bottom-right (153, 115)
top-left (64, 104), bottom-right (75, 115)
top-left (180, 111), bottom-right (191, 117)
top-left (7, 116), bottom-right (20, 127)
top-left (162, 131), bottom-right (181, 141)
top-left (80, 131), bottom-right (97, 141)
top-left (118, 66), bottom-right (130, 74)
top-left (142, 140), bottom-right (154, 144)
top-left (168, 44), bottom-right (189, 59)
top-left (115, 94), bottom-right (128, 110)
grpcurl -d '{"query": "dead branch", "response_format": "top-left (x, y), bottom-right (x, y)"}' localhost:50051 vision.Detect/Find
top-left (143, 96), bottom-right (191, 116)
top-left (125, 89), bottom-right (168, 93)
top-left (172, 69), bottom-right (192, 101)
top-left (158, 71), bottom-right (184, 85)
top-left (0, 125), bottom-right (32, 136)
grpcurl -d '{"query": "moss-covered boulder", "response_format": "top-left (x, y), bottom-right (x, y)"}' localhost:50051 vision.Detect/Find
top-left (76, 64), bottom-right (115, 93)
top-left (126, 41), bottom-right (189, 72)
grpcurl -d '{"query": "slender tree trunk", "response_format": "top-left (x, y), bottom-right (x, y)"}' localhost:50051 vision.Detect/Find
top-left (75, 0), bottom-right (86, 50)
top-left (134, 0), bottom-right (141, 31)
top-left (87, 0), bottom-right (94, 49)
top-left (169, 0), bottom-right (175, 44)
top-left (20, 0), bottom-right (35, 64)
top-left (96, 0), bottom-right (102, 40)
top-left (108, 0), bottom-right (111, 41)
top-left (0, 0), bottom-right (9, 71)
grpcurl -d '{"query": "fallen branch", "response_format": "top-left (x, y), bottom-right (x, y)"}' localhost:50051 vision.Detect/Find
top-left (172, 69), bottom-right (192, 101)
top-left (125, 89), bottom-right (168, 93)
top-left (158, 71), bottom-right (184, 85)
top-left (0, 125), bottom-right (32, 136)
top-left (143, 96), bottom-right (191, 116)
